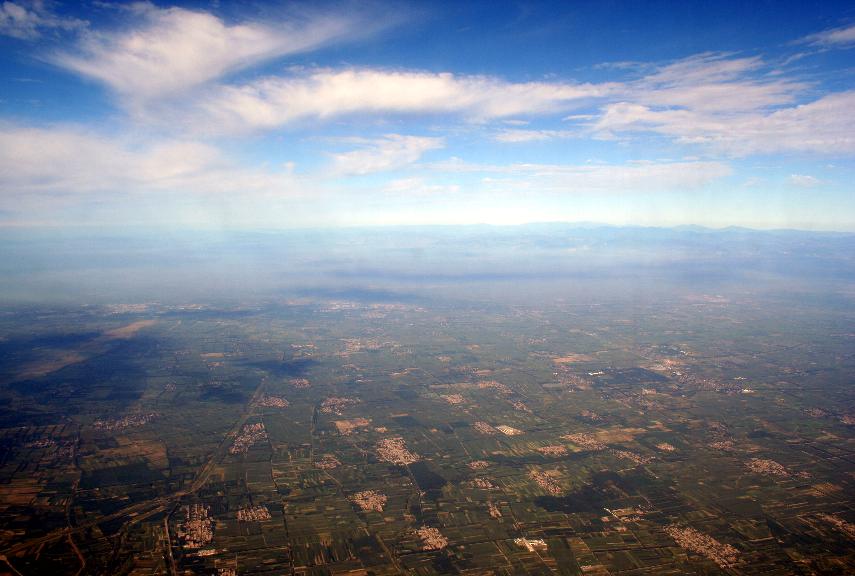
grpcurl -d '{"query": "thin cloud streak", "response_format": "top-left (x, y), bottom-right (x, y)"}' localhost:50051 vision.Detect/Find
top-left (800, 22), bottom-right (855, 47)
top-left (494, 129), bottom-right (576, 143)
top-left (189, 68), bottom-right (618, 134)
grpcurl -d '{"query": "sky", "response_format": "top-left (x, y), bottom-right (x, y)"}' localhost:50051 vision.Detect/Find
top-left (0, 0), bottom-right (854, 231)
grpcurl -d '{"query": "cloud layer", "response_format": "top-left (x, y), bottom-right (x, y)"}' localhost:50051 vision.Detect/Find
top-left (0, 4), bottom-right (852, 229)
top-left (0, 124), bottom-right (300, 202)
top-left (42, 6), bottom-right (855, 160)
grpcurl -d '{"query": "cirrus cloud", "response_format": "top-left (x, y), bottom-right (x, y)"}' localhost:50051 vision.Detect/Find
top-left (588, 52), bottom-right (853, 156)
top-left (800, 22), bottom-right (855, 47)
top-left (329, 134), bottom-right (444, 175)
top-left (493, 128), bottom-right (576, 143)
top-left (50, 3), bottom-right (393, 105)
top-left (185, 68), bottom-right (619, 134)
top-left (788, 174), bottom-right (822, 188)
top-left (592, 91), bottom-right (855, 156)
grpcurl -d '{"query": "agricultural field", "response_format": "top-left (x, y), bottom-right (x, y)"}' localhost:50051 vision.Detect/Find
top-left (0, 282), bottom-right (852, 575)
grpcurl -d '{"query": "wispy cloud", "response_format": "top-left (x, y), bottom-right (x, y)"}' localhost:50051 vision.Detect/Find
top-left (329, 134), bottom-right (444, 175)
top-left (507, 161), bottom-right (731, 193)
top-left (788, 174), bottom-right (822, 187)
top-left (50, 4), bottom-right (390, 105)
top-left (429, 158), bottom-right (731, 192)
top-left (592, 91), bottom-right (855, 155)
top-left (187, 68), bottom-right (618, 134)
top-left (635, 53), bottom-right (804, 113)
top-left (800, 22), bottom-right (855, 47)
top-left (0, 0), bottom-right (86, 40)
top-left (42, 5), bottom-right (854, 163)
top-left (3, 7), bottom-right (852, 229)
top-left (493, 128), bottom-right (575, 143)
top-left (1, 124), bottom-right (214, 193)
top-left (0, 124), bottom-right (302, 201)
top-left (382, 177), bottom-right (460, 196)
top-left (0, 121), bottom-right (729, 214)
top-left (588, 52), bottom-right (855, 156)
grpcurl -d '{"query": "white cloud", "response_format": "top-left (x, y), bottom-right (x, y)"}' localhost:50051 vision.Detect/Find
top-left (788, 174), bottom-right (822, 187)
top-left (51, 4), bottom-right (380, 104)
top-left (0, 119), bottom-right (736, 230)
top-left (630, 52), bottom-right (804, 114)
top-left (801, 23), bottom-right (855, 47)
top-left (0, 125), bottom-right (215, 192)
top-left (190, 68), bottom-right (618, 134)
top-left (741, 176), bottom-right (765, 188)
top-left (429, 158), bottom-right (731, 192)
top-left (493, 128), bottom-right (575, 143)
top-left (639, 77), bottom-right (802, 114)
top-left (0, 121), bottom-right (730, 220)
top-left (643, 53), bottom-right (762, 85)
top-left (592, 91), bottom-right (855, 155)
top-left (0, 124), bottom-right (301, 200)
top-left (502, 161), bottom-right (731, 193)
top-left (122, 48), bottom-right (848, 161)
top-left (329, 134), bottom-right (444, 175)
top-left (562, 114), bottom-right (597, 121)
top-left (0, 0), bottom-right (86, 39)
top-left (47, 9), bottom-right (851, 163)
top-left (586, 52), bottom-right (854, 156)
top-left (382, 177), bottom-right (460, 196)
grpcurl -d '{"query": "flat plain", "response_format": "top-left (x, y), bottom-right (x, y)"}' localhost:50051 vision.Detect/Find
top-left (0, 226), bottom-right (853, 575)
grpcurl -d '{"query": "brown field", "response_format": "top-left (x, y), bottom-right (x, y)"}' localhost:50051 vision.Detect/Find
top-left (16, 351), bottom-right (87, 381)
top-left (592, 427), bottom-right (646, 443)
top-left (552, 354), bottom-right (594, 364)
top-left (105, 319), bottom-right (157, 339)
top-left (82, 438), bottom-right (169, 470)
top-left (335, 418), bottom-right (371, 435)
top-left (0, 478), bottom-right (41, 506)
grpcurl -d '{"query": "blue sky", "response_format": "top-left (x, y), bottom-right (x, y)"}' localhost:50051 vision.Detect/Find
top-left (0, 0), bottom-right (854, 230)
